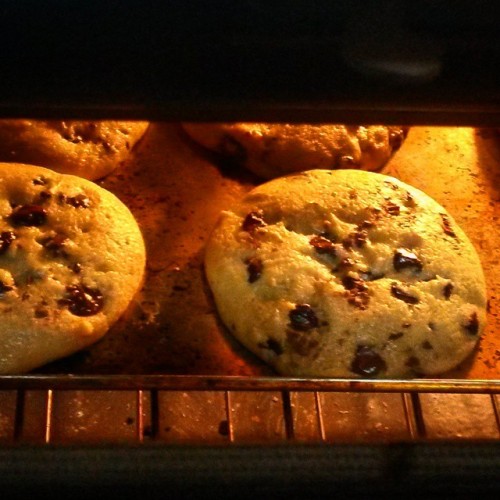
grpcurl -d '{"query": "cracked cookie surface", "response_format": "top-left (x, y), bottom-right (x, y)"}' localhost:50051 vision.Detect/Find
top-left (205, 169), bottom-right (487, 378)
top-left (182, 122), bottom-right (407, 179)
top-left (0, 163), bottom-right (146, 373)
top-left (0, 120), bottom-right (149, 180)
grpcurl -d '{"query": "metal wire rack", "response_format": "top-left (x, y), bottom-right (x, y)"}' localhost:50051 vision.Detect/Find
top-left (2, 376), bottom-right (500, 445)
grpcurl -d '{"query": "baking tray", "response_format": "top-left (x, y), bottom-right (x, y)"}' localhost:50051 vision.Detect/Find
top-left (0, 124), bottom-right (499, 389)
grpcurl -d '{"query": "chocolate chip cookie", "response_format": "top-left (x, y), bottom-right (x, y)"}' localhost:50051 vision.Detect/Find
top-left (0, 163), bottom-right (146, 373)
top-left (204, 169), bottom-right (487, 378)
top-left (0, 120), bottom-right (149, 180)
top-left (182, 122), bottom-right (407, 179)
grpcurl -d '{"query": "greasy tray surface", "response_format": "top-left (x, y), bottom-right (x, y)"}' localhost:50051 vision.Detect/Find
top-left (25, 125), bottom-right (500, 379)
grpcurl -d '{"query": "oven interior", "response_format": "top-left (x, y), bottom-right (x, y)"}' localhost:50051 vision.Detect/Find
top-left (1, 2), bottom-right (500, 498)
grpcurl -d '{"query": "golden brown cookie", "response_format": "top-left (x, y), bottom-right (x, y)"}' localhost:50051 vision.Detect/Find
top-left (182, 122), bottom-right (407, 179)
top-left (205, 169), bottom-right (487, 378)
top-left (0, 163), bottom-right (146, 373)
top-left (0, 120), bottom-right (149, 180)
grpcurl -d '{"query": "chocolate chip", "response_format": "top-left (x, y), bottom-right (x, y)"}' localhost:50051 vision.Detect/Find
top-left (37, 191), bottom-right (52, 203)
top-left (34, 307), bottom-right (49, 318)
top-left (463, 312), bottom-right (479, 335)
top-left (0, 231), bottom-right (15, 255)
top-left (342, 230), bottom-right (368, 249)
top-left (389, 128), bottom-right (407, 151)
top-left (59, 284), bottom-right (104, 316)
top-left (288, 304), bottom-right (319, 331)
top-left (310, 235), bottom-right (337, 255)
top-left (384, 181), bottom-right (400, 190)
top-left (391, 283), bottom-right (419, 304)
top-left (71, 263), bottom-right (82, 274)
top-left (242, 211), bottom-right (266, 233)
top-left (393, 248), bottom-right (423, 273)
top-left (339, 156), bottom-right (356, 168)
top-left (402, 322), bottom-right (411, 328)
top-left (41, 234), bottom-right (69, 257)
top-left (405, 356), bottom-right (420, 369)
top-left (286, 329), bottom-right (320, 356)
top-left (342, 275), bottom-right (365, 290)
top-left (338, 258), bottom-right (355, 269)
top-left (9, 205), bottom-right (47, 227)
top-left (33, 176), bottom-right (48, 186)
top-left (359, 270), bottom-right (385, 281)
top-left (384, 201), bottom-right (400, 215)
top-left (258, 338), bottom-right (284, 356)
top-left (404, 192), bottom-right (416, 207)
top-left (443, 282), bottom-right (454, 299)
top-left (342, 275), bottom-right (370, 309)
top-left (358, 220), bottom-right (376, 229)
top-left (350, 345), bottom-right (387, 377)
top-left (246, 257), bottom-right (263, 283)
top-left (66, 194), bottom-right (91, 209)
top-left (422, 341), bottom-right (433, 350)
top-left (440, 213), bottom-right (457, 238)
top-left (0, 281), bottom-right (13, 295)
top-left (388, 332), bottom-right (404, 341)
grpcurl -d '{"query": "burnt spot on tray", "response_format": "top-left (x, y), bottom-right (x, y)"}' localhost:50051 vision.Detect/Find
top-left (463, 312), bottom-right (479, 335)
top-left (342, 275), bottom-right (370, 309)
top-left (350, 345), bottom-right (387, 377)
top-left (242, 210), bottom-right (266, 233)
top-left (390, 283), bottom-right (419, 304)
top-left (9, 205), bottom-right (48, 227)
top-left (440, 213), bottom-right (457, 238)
top-left (258, 337), bottom-right (284, 356)
top-left (59, 284), bottom-right (104, 316)
top-left (393, 248), bottom-right (423, 273)
top-left (288, 304), bottom-right (319, 331)
top-left (443, 282), bottom-right (454, 299)
top-left (246, 257), bottom-right (263, 283)
top-left (0, 231), bottom-right (15, 255)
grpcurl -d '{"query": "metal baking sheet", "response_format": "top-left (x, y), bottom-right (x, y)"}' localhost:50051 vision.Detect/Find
top-left (28, 124), bottom-right (500, 380)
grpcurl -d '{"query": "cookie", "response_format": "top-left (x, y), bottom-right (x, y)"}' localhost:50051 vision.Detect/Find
top-left (0, 120), bottom-right (149, 180)
top-left (205, 169), bottom-right (487, 378)
top-left (182, 122), bottom-right (407, 179)
top-left (0, 163), bottom-right (146, 373)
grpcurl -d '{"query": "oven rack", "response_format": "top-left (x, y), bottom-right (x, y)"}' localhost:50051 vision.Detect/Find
top-left (2, 376), bottom-right (500, 498)
top-left (1, 376), bottom-right (500, 445)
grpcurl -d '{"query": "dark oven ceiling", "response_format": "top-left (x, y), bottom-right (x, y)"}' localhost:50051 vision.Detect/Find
top-left (0, 0), bottom-right (499, 125)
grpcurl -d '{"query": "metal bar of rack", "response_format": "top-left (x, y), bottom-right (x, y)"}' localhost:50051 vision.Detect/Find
top-left (2, 377), bottom-right (500, 445)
